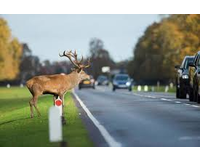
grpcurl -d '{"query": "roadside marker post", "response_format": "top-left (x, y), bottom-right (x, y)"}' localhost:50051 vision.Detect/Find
top-left (55, 97), bottom-right (62, 117)
top-left (138, 85), bottom-right (142, 92)
top-left (165, 86), bottom-right (169, 92)
top-left (144, 85), bottom-right (148, 92)
top-left (49, 106), bottom-right (63, 142)
top-left (49, 97), bottom-right (63, 143)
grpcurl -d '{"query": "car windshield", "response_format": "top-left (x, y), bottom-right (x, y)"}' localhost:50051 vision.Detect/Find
top-left (184, 57), bottom-right (194, 69)
top-left (115, 75), bottom-right (129, 81)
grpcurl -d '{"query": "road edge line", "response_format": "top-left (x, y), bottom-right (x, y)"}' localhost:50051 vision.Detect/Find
top-left (72, 90), bottom-right (122, 147)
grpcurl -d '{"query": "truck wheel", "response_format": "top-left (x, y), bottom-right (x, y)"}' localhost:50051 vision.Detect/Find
top-left (113, 86), bottom-right (116, 92)
top-left (129, 87), bottom-right (132, 92)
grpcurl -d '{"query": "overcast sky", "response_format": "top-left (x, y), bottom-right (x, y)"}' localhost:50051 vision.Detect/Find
top-left (3, 14), bottom-right (159, 62)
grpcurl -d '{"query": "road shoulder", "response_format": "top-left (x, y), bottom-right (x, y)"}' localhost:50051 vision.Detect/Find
top-left (71, 93), bottom-right (108, 147)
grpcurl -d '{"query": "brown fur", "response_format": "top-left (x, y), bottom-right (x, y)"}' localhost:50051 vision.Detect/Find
top-left (26, 70), bottom-right (89, 118)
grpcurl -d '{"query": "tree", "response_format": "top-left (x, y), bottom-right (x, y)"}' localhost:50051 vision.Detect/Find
top-left (87, 38), bottom-right (115, 79)
top-left (19, 43), bottom-right (41, 83)
top-left (128, 14), bottom-right (200, 84)
top-left (0, 18), bottom-right (22, 81)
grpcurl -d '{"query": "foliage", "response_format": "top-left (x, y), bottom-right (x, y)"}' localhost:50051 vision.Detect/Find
top-left (0, 18), bottom-right (22, 81)
top-left (128, 14), bottom-right (200, 84)
top-left (87, 38), bottom-right (115, 79)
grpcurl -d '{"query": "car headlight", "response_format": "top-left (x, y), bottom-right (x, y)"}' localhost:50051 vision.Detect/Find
top-left (126, 82), bottom-right (131, 86)
top-left (182, 75), bottom-right (189, 79)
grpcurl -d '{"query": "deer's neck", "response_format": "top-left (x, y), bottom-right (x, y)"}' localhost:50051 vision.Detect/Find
top-left (65, 71), bottom-right (80, 89)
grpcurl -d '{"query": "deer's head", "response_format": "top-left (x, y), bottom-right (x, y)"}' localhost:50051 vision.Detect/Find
top-left (59, 50), bottom-right (90, 81)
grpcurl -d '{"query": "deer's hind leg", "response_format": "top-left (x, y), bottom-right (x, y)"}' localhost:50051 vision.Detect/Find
top-left (31, 84), bottom-right (42, 117)
top-left (29, 98), bottom-right (34, 118)
top-left (33, 95), bottom-right (41, 117)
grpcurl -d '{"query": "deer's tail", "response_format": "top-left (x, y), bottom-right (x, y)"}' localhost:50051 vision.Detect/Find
top-left (26, 79), bottom-right (34, 95)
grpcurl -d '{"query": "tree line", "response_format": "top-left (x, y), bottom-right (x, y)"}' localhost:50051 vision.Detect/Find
top-left (127, 14), bottom-right (200, 84)
top-left (3, 15), bottom-right (198, 85)
top-left (0, 17), bottom-right (122, 85)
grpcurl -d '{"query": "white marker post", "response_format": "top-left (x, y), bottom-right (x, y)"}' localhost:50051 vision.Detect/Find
top-left (49, 97), bottom-right (63, 142)
top-left (144, 85), bottom-right (148, 92)
top-left (138, 85), bottom-right (142, 92)
top-left (55, 97), bottom-right (63, 117)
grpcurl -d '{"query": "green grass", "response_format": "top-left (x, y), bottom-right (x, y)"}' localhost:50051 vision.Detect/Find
top-left (132, 85), bottom-right (176, 93)
top-left (0, 87), bottom-right (93, 147)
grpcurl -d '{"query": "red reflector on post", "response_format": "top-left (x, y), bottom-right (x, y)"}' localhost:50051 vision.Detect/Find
top-left (55, 100), bottom-right (62, 106)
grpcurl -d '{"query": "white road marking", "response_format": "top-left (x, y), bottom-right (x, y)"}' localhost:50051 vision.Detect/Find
top-left (175, 101), bottom-right (182, 104)
top-left (161, 98), bottom-right (172, 102)
top-left (146, 95), bottom-right (156, 99)
top-left (72, 90), bottom-right (122, 147)
top-left (121, 91), bottom-right (200, 110)
top-left (191, 105), bottom-right (199, 108)
top-left (132, 92), bottom-right (200, 108)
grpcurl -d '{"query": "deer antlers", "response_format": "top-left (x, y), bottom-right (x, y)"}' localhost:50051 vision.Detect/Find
top-left (59, 50), bottom-right (90, 69)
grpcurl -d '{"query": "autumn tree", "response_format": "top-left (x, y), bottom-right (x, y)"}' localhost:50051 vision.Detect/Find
top-left (128, 14), bottom-right (200, 84)
top-left (0, 18), bottom-right (22, 81)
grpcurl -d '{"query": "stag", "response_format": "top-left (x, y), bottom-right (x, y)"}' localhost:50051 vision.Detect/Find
top-left (26, 50), bottom-right (90, 123)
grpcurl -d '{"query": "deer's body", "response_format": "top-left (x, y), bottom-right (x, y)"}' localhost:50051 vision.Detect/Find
top-left (26, 50), bottom-right (90, 121)
top-left (27, 72), bottom-right (80, 97)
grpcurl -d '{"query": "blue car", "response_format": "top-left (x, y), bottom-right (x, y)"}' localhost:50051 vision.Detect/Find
top-left (112, 74), bottom-right (133, 91)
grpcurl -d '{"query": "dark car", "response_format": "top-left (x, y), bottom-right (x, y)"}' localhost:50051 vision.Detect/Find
top-left (188, 51), bottom-right (200, 102)
top-left (175, 56), bottom-right (194, 99)
top-left (112, 74), bottom-right (133, 91)
top-left (97, 75), bottom-right (109, 86)
top-left (79, 75), bottom-right (95, 90)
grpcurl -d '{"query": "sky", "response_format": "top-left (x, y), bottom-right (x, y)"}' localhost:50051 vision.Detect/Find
top-left (3, 14), bottom-right (159, 62)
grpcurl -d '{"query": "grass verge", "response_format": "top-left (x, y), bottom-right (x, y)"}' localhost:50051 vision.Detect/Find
top-left (132, 85), bottom-right (176, 93)
top-left (0, 87), bottom-right (93, 147)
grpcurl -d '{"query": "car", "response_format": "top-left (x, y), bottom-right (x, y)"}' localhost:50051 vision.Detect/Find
top-left (188, 51), bottom-right (200, 102)
top-left (97, 75), bottom-right (109, 86)
top-left (112, 74), bottom-right (133, 91)
top-left (79, 75), bottom-right (95, 90)
top-left (175, 56), bottom-right (194, 99)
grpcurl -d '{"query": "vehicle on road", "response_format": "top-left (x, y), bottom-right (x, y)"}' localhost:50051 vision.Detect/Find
top-left (175, 56), bottom-right (194, 99)
top-left (112, 74), bottom-right (133, 91)
top-left (189, 51), bottom-right (200, 102)
top-left (79, 75), bottom-right (95, 90)
top-left (96, 75), bottom-right (109, 86)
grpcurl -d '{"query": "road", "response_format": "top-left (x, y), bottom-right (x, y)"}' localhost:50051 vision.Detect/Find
top-left (74, 86), bottom-right (200, 147)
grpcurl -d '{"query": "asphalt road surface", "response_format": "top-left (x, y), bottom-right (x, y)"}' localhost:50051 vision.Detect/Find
top-left (74, 86), bottom-right (200, 147)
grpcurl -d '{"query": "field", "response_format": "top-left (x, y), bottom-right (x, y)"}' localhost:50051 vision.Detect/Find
top-left (0, 87), bottom-right (93, 147)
